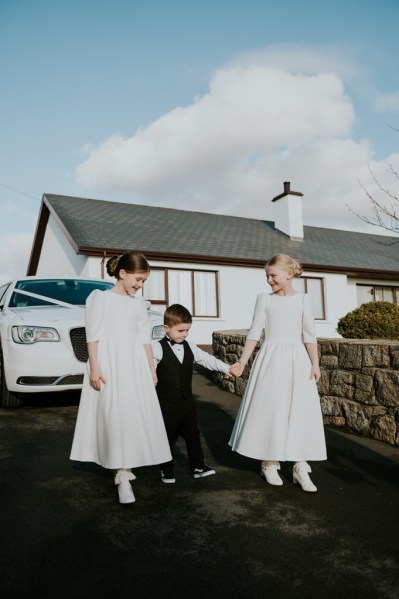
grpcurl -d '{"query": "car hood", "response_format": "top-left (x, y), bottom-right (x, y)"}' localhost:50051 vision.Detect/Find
top-left (11, 305), bottom-right (85, 325)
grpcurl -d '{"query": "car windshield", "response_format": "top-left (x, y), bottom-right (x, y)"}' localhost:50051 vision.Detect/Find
top-left (9, 279), bottom-right (114, 308)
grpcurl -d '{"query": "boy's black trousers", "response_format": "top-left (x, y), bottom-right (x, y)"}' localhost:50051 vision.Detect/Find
top-left (159, 399), bottom-right (205, 474)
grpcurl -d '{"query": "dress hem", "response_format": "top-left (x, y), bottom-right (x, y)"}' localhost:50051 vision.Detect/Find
top-left (229, 445), bottom-right (327, 462)
top-left (70, 456), bottom-right (171, 470)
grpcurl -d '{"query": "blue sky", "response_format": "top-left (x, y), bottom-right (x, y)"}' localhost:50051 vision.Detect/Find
top-left (1, 0), bottom-right (399, 282)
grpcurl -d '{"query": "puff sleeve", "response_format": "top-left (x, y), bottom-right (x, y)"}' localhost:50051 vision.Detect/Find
top-left (302, 293), bottom-right (317, 343)
top-left (135, 296), bottom-right (151, 344)
top-left (85, 290), bottom-right (105, 343)
top-left (247, 293), bottom-right (267, 341)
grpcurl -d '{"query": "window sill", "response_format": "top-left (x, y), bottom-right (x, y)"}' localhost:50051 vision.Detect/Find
top-left (192, 317), bottom-right (224, 321)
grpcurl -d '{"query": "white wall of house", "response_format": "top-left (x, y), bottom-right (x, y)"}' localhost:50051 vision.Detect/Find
top-left (36, 215), bottom-right (88, 278)
top-left (35, 234), bottom-right (394, 345)
top-left (87, 255), bottom-right (107, 278)
top-left (81, 256), bottom-right (352, 343)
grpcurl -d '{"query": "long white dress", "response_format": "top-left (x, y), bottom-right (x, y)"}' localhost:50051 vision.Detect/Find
top-left (229, 292), bottom-right (327, 462)
top-left (70, 290), bottom-right (172, 469)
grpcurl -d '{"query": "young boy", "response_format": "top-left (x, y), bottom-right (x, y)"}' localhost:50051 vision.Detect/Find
top-left (152, 304), bottom-right (233, 483)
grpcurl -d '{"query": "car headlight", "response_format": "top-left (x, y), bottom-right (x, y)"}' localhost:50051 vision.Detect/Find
top-left (152, 325), bottom-right (165, 340)
top-left (12, 326), bottom-right (61, 344)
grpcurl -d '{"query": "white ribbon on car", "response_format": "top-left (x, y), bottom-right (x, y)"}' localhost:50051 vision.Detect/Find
top-left (11, 289), bottom-right (85, 310)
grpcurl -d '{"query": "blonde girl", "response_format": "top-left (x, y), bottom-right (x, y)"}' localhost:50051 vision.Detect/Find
top-left (229, 254), bottom-right (327, 492)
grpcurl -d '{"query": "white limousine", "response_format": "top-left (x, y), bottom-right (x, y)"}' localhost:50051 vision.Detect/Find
top-left (0, 277), bottom-right (164, 407)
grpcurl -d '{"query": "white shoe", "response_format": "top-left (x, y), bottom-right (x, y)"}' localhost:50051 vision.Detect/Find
top-left (293, 462), bottom-right (317, 493)
top-left (114, 470), bottom-right (136, 504)
top-left (261, 461), bottom-right (283, 486)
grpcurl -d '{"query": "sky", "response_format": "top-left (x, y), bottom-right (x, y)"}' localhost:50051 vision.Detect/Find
top-left (1, 0), bottom-right (399, 284)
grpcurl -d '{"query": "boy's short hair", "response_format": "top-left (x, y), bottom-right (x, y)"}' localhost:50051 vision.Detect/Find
top-left (164, 304), bottom-right (192, 326)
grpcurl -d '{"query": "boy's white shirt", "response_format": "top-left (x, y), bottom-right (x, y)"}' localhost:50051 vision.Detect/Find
top-left (152, 339), bottom-right (230, 374)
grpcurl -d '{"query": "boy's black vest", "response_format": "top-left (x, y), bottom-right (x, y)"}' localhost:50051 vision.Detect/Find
top-left (156, 337), bottom-right (194, 402)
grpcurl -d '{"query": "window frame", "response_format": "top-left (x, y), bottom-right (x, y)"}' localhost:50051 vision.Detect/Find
top-left (294, 276), bottom-right (326, 320)
top-left (356, 284), bottom-right (399, 306)
top-left (143, 269), bottom-right (168, 305)
top-left (144, 267), bottom-right (220, 318)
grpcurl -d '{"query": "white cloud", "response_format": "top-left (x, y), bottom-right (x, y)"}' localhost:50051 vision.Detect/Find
top-left (75, 51), bottom-right (399, 235)
top-left (233, 44), bottom-right (362, 81)
top-left (0, 233), bottom-right (33, 285)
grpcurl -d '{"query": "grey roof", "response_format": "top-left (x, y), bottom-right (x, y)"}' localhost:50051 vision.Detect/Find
top-left (43, 194), bottom-right (399, 273)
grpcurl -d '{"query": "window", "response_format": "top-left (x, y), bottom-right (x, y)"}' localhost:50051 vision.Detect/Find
top-left (168, 270), bottom-right (193, 309)
top-left (144, 268), bottom-right (219, 317)
top-left (143, 269), bottom-right (167, 303)
top-left (292, 277), bottom-right (325, 319)
top-left (357, 284), bottom-right (399, 306)
top-left (8, 279), bottom-right (114, 308)
top-left (194, 271), bottom-right (218, 316)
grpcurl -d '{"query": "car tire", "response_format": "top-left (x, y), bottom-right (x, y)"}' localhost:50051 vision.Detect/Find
top-left (0, 348), bottom-right (21, 408)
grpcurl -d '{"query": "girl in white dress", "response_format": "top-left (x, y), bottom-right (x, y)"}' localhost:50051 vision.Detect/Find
top-left (229, 254), bottom-right (327, 492)
top-left (70, 252), bottom-right (172, 504)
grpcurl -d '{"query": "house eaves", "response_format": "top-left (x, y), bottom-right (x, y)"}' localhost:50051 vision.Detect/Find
top-left (27, 193), bottom-right (399, 281)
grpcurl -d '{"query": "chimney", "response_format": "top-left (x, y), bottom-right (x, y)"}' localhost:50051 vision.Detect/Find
top-left (272, 181), bottom-right (304, 240)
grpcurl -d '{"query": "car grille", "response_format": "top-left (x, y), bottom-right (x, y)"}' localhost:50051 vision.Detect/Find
top-left (60, 375), bottom-right (84, 385)
top-left (70, 327), bottom-right (88, 362)
top-left (17, 375), bottom-right (84, 386)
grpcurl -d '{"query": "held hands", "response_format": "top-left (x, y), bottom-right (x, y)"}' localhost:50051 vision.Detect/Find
top-left (229, 362), bottom-right (245, 378)
top-left (89, 367), bottom-right (107, 391)
top-left (225, 368), bottom-right (236, 379)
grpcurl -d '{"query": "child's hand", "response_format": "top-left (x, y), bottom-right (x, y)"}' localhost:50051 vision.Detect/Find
top-left (309, 364), bottom-right (321, 383)
top-left (149, 368), bottom-right (158, 386)
top-left (229, 362), bottom-right (245, 378)
top-left (89, 369), bottom-right (107, 391)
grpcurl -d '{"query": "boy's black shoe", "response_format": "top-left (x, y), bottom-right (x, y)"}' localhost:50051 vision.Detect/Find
top-left (193, 464), bottom-right (216, 479)
top-left (161, 471), bottom-right (176, 484)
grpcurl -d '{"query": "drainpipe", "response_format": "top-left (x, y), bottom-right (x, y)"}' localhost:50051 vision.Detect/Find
top-left (100, 252), bottom-right (107, 279)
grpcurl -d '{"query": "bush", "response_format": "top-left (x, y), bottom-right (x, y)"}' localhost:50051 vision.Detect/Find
top-left (337, 301), bottom-right (399, 340)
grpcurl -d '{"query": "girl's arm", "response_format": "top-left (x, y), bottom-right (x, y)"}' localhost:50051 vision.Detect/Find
top-left (305, 342), bottom-right (321, 382)
top-left (144, 344), bottom-right (158, 385)
top-left (230, 339), bottom-right (258, 377)
top-left (88, 341), bottom-right (107, 390)
top-left (230, 293), bottom-right (266, 377)
top-left (302, 294), bottom-right (320, 382)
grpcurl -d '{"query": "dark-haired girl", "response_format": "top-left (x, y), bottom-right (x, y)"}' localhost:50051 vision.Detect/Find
top-left (70, 252), bottom-right (171, 504)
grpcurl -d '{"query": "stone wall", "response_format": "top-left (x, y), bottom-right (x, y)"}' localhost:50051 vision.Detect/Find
top-left (212, 331), bottom-right (399, 446)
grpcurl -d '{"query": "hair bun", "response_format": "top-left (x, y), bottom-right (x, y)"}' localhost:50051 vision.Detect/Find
top-left (292, 260), bottom-right (303, 277)
top-left (105, 252), bottom-right (150, 279)
top-left (106, 254), bottom-right (120, 277)
top-left (265, 254), bottom-right (303, 278)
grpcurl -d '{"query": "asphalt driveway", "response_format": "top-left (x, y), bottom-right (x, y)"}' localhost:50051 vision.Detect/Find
top-left (1, 373), bottom-right (398, 599)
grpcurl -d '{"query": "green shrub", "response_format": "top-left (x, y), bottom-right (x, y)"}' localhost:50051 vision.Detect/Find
top-left (337, 301), bottom-right (399, 340)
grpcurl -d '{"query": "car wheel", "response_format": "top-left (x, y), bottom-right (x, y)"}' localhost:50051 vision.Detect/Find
top-left (0, 348), bottom-right (21, 408)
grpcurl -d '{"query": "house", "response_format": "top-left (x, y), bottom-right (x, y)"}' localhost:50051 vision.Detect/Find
top-left (27, 184), bottom-right (399, 344)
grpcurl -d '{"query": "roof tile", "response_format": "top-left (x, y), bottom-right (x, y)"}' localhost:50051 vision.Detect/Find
top-left (44, 194), bottom-right (399, 271)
